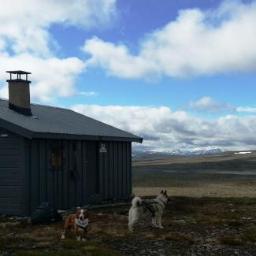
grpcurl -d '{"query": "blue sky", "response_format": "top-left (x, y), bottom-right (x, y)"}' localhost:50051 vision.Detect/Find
top-left (50, 0), bottom-right (255, 108)
top-left (0, 0), bottom-right (256, 152)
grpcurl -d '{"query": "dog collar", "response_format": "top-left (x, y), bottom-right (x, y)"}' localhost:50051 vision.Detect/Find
top-left (75, 218), bottom-right (89, 229)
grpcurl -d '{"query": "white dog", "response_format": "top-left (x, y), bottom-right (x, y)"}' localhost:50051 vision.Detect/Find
top-left (128, 190), bottom-right (169, 232)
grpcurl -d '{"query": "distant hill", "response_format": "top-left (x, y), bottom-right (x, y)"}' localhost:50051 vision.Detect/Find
top-left (133, 150), bottom-right (256, 167)
top-left (133, 148), bottom-right (223, 161)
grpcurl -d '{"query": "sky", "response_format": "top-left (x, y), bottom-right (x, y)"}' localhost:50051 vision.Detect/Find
top-left (0, 0), bottom-right (256, 153)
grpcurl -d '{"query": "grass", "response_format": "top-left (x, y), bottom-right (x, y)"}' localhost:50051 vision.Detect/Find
top-left (61, 239), bottom-right (87, 249)
top-left (2, 152), bottom-right (256, 255)
top-left (226, 220), bottom-right (243, 227)
top-left (81, 245), bottom-right (121, 256)
top-left (219, 235), bottom-right (244, 246)
top-left (0, 239), bottom-right (5, 250)
top-left (15, 248), bottom-right (120, 256)
top-left (15, 241), bottom-right (121, 256)
top-left (132, 152), bottom-right (256, 198)
top-left (242, 227), bottom-right (256, 243)
top-left (164, 232), bottom-right (194, 244)
top-left (16, 250), bottom-right (83, 256)
top-left (1, 196), bottom-right (256, 255)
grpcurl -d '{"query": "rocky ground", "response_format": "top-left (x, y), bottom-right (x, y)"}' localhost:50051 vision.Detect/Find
top-left (1, 197), bottom-right (256, 256)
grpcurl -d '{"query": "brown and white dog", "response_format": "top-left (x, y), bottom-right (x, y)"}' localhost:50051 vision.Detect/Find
top-left (61, 208), bottom-right (89, 241)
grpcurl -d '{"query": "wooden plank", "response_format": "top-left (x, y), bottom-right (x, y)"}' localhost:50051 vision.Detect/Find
top-left (0, 129), bottom-right (26, 215)
top-left (113, 142), bottom-right (117, 200)
top-left (126, 143), bottom-right (131, 197)
top-left (104, 145), bottom-right (108, 200)
top-left (46, 140), bottom-right (54, 208)
top-left (63, 140), bottom-right (69, 209)
top-left (78, 141), bottom-right (84, 206)
top-left (108, 142), bottom-right (113, 199)
top-left (0, 186), bottom-right (23, 196)
top-left (30, 140), bottom-right (39, 211)
top-left (82, 141), bottom-right (87, 203)
top-left (39, 141), bottom-right (46, 203)
top-left (118, 142), bottom-right (122, 199)
top-left (24, 139), bottom-right (31, 215)
top-left (60, 140), bottom-right (64, 209)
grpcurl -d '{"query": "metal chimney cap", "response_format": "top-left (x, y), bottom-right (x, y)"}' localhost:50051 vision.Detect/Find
top-left (6, 70), bottom-right (31, 82)
top-left (6, 70), bottom-right (31, 75)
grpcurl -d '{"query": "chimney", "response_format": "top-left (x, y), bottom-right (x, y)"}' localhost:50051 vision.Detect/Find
top-left (6, 70), bottom-right (32, 116)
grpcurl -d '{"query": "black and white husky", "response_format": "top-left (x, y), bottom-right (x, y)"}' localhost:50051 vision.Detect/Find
top-left (128, 190), bottom-right (169, 232)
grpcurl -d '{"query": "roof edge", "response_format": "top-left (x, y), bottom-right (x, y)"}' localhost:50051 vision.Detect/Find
top-left (70, 109), bottom-right (143, 142)
top-left (0, 118), bottom-right (32, 138)
top-left (0, 117), bottom-right (143, 143)
top-left (32, 132), bottom-right (143, 143)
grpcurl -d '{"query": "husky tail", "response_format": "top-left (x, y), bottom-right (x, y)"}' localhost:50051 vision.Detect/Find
top-left (131, 197), bottom-right (143, 208)
top-left (129, 197), bottom-right (143, 232)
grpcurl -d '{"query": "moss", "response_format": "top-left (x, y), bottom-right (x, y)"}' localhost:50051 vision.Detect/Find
top-left (0, 239), bottom-right (5, 250)
top-left (60, 239), bottom-right (86, 249)
top-left (198, 215), bottom-right (225, 226)
top-left (82, 245), bottom-right (121, 256)
top-left (227, 220), bottom-right (243, 227)
top-left (219, 235), bottom-right (243, 246)
top-left (15, 243), bottom-right (120, 256)
top-left (242, 227), bottom-right (256, 243)
top-left (164, 232), bottom-right (194, 244)
top-left (16, 250), bottom-right (81, 256)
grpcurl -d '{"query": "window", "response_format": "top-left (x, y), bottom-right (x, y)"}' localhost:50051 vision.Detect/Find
top-left (50, 142), bottom-right (62, 171)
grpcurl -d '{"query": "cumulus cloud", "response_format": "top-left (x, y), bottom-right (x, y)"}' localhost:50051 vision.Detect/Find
top-left (72, 104), bottom-right (256, 152)
top-left (189, 96), bottom-right (235, 112)
top-left (79, 91), bottom-right (98, 97)
top-left (188, 97), bottom-right (256, 115)
top-left (236, 106), bottom-right (256, 113)
top-left (0, 0), bottom-right (116, 102)
top-left (0, 53), bottom-right (85, 102)
top-left (83, 38), bottom-right (155, 79)
top-left (83, 0), bottom-right (256, 78)
top-left (0, 0), bottom-right (116, 56)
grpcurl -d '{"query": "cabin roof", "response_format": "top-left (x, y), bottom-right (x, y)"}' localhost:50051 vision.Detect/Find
top-left (0, 99), bottom-right (142, 143)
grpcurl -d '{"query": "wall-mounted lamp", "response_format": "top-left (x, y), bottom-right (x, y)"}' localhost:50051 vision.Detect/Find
top-left (99, 143), bottom-right (107, 153)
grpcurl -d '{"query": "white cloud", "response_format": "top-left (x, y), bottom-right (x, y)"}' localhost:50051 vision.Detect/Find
top-left (0, 0), bottom-right (116, 56)
top-left (236, 106), bottom-right (256, 113)
top-left (72, 104), bottom-right (256, 152)
top-left (0, 53), bottom-right (85, 102)
top-left (79, 91), bottom-right (98, 97)
top-left (0, 0), bottom-right (116, 102)
top-left (83, 37), bottom-right (155, 79)
top-left (189, 96), bottom-right (235, 112)
top-left (83, 1), bottom-right (256, 78)
top-left (188, 97), bottom-right (256, 114)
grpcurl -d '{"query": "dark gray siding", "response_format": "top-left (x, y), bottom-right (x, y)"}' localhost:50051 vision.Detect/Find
top-left (0, 128), bottom-right (26, 215)
top-left (28, 139), bottom-right (132, 213)
top-left (28, 139), bottom-right (89, 212)
top-left (99, 141), bottom-right (132, 201)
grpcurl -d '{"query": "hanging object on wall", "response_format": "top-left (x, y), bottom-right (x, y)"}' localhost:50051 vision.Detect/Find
top-left (99, 143), bottom-right (107, 153)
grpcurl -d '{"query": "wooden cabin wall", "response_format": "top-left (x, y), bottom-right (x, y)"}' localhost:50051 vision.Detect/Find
top-left (29, 139), bottom-right (87, 212)
top-left (99, 141), bottom-right (132, 201)
top-left (0, 128), bottom-right (26, 215)
top-left (27, 139), bottom-right (132, 213)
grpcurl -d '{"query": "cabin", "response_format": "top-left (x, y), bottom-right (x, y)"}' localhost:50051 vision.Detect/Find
top-left (0, 71), bottom-right (142, 216)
